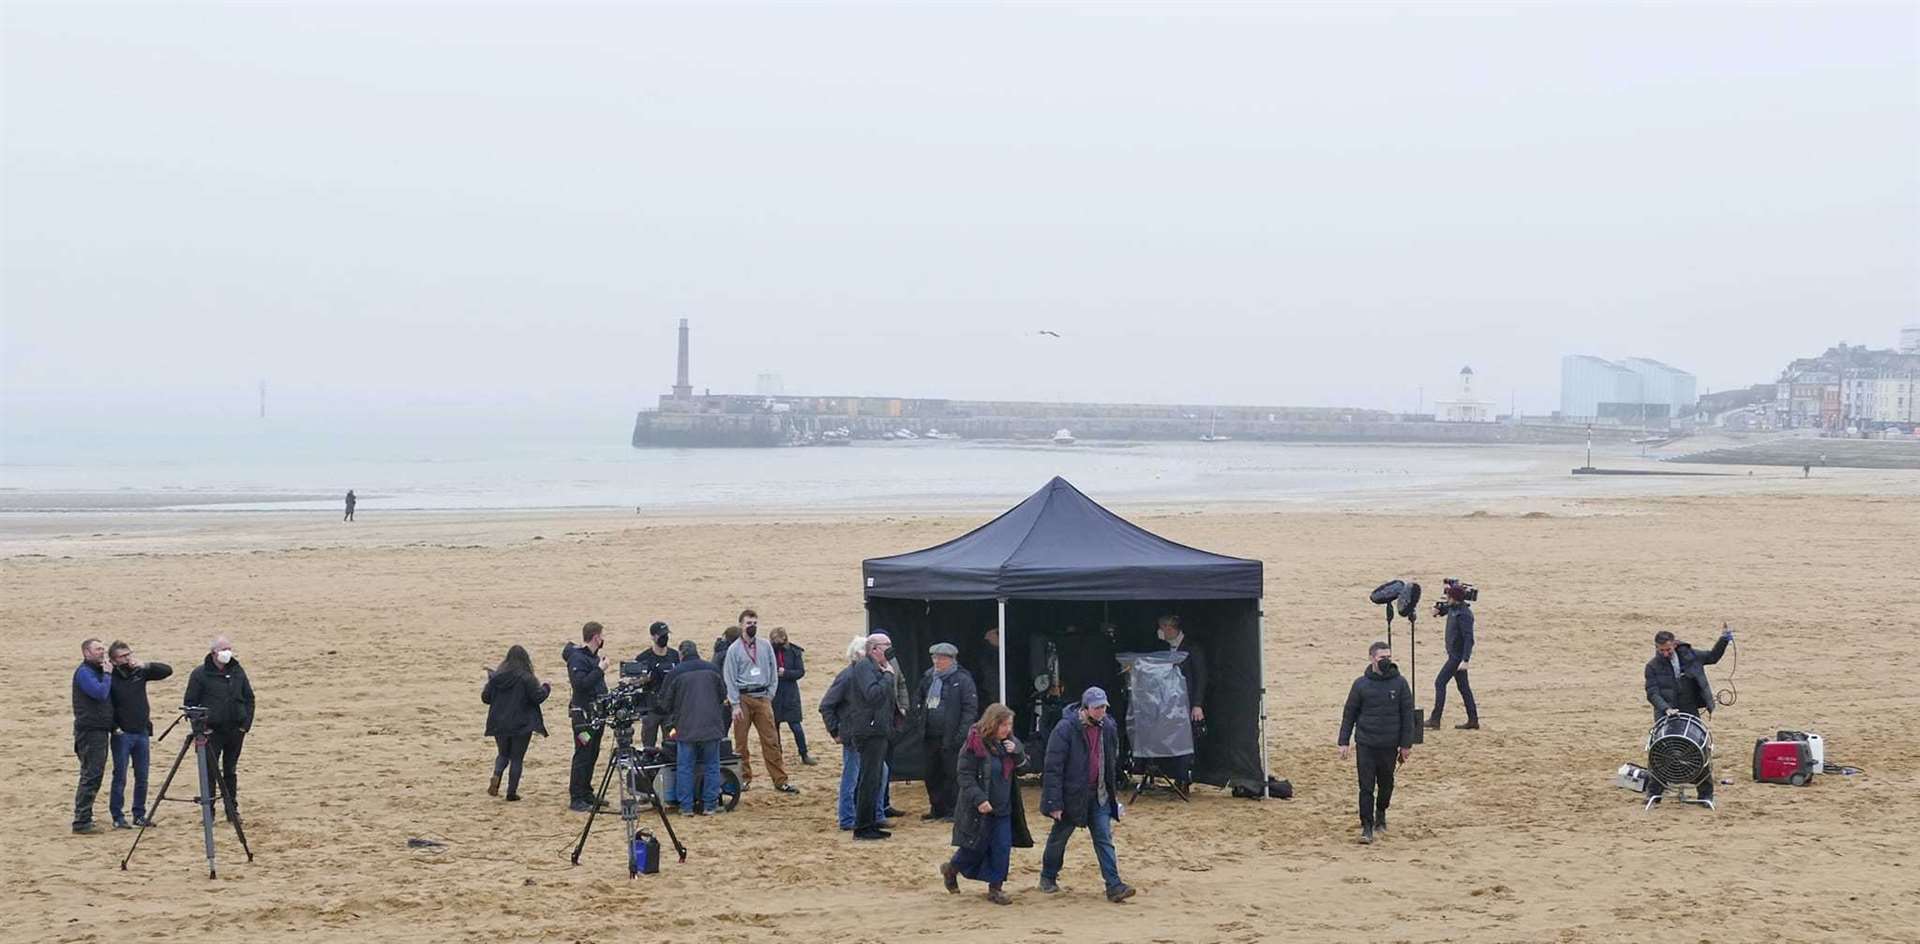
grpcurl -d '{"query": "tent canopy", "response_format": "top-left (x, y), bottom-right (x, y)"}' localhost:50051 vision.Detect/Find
top-left (862, 476), bottom-right (1263, 600)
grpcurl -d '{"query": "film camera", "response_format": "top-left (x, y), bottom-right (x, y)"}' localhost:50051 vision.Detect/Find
top-left (1433, 577), bottom-right (1478, 616)
top-left (584, 677), bottom-right (650, 728)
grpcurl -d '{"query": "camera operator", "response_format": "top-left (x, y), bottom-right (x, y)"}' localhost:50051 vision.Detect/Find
top-left (662, 640), bottom-right (729, 815)
top-left (107, 641), bottom-right (173, 828)
top-left (1427, 584), bottom-right (1479, 731)
top-left (630, 622), bottom-right (680, 749)
top-left (1642, 626), bottom-right (1733, 802)
top-left (1338, 641), bottom-right (1416, 845)
top-left (724, 609), bottom-right (797, 795)
top-left (184, 635), bottom-right (255, 825)
top-left (70, 638), bottom-right (113, 834)
top-left (563, 621), bottom-right (611, 813)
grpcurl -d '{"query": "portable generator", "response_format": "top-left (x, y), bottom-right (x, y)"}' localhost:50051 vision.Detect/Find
top-left (1752, 730), bottom-right (1821, 786)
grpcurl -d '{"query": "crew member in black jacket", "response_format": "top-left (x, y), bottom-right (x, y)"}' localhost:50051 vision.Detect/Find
top-left (1427, 588), bottom-right (1479, 730)
top-left (629, 621), bottom-right (679, 749)
top-left (184, 635), bottom-right (256, 825)
top-left (845, 632), bottom-right (900, 840)
top-left (1338, 641), bottom-right (1416, 845)
top-left (107, 641), bottom-right (172, 828)
top-left (562, 621), bottom-right (611, 812)
top-left (1643, 626), bottom-right (1732, 801)
top-left (71, 638), bottom-right (114, 833)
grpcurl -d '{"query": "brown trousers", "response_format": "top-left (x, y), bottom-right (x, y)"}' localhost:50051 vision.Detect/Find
top-left (732, 695), bottom-right (788, 787)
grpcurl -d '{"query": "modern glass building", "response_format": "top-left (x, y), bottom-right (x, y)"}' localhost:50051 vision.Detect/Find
top-left (1559, 355), bottom-right (1696, 425)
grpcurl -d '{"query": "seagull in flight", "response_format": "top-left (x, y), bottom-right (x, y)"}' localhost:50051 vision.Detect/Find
top-left (1036, 330), bottom-right (1061, 338)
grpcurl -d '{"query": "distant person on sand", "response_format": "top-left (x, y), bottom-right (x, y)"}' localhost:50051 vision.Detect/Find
top-left (482, 644), bottom-right (549, 802)
top-left (768, 627), bottom-right (815, 765)
top-left (1803, 463), bottom-right (1811, 478)
top-left (344, 490), bottom-right (356, 521)
top-left (1427, 586), bottom-right (1479, 731)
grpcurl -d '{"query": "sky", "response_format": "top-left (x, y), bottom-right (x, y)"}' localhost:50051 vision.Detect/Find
top-left (4, 1), bottom-right (1916, 439)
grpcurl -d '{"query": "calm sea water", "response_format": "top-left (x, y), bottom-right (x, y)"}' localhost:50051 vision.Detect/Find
top-left (0, 424), bottom-right (1568, 513)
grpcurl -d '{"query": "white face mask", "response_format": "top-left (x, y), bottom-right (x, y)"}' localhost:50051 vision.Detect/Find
top-left (215, 649), bottom-right (234, 665)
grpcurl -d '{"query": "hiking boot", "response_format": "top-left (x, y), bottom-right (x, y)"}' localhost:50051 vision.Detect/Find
top-left (852, 827), bottom-right (891, 840)
top-left (569, 800), bottom-right (593, 813)
top-left (941, 861), bottom-right (960, 893)
top-left (72, 822), bottom-right (101, 835)
top-left (1106, 883), bottom-right (1136, 903)
top-left (1455, 720), bottom-right (1481, 730)
top-left (505, 793), bottom-right (521, 802)
top-left (1037, 877), bottom-right (1060, 894)
top-left (488, 774), bottom-right (502, 797)
top-left (112, 819), bottom-right (131, 830)
top-left (1375, 812), bottom-right (1388, 833)
top-left (1359, 826), bottom-right (1375, 845)
top-left (1425, 713), bottom-right (1442, 730)
top-left (987, 886), bottom-right (1012, 905)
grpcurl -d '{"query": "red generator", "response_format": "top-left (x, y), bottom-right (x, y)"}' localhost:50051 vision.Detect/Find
top-left (1752, 738), bottom-right (1816, 786)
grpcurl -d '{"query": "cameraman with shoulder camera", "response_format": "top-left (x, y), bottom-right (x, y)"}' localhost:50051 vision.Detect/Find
top-left (563, 621), bottom-right (611, 812)
top-left (1427, 581), bottom-right (1480, 731)
top-left (631, 622), bottom-right (680, 749)
top-left (1338, 641), bottom-right (1416, 845)
top-left (184, 635), bottom-right (255, 826)
top-left (1642, 625), bottom-right (1733, 802)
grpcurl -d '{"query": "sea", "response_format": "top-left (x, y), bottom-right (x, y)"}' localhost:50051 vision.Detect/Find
top-left (0, 423), bottom-right (1580, 514)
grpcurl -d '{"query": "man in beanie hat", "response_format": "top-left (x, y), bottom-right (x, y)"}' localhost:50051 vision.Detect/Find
top-left (631, 621), bottom-right (680, 748)
top-left (1038, 686), bottom-right (1134, 902)
top-left (917, 642), bottom-right (979, 821)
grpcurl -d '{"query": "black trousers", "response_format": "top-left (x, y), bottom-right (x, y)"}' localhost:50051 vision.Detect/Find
top-left (1355, 744), bottom-right (1398, 828)
top-left (73, 728), bottom-right (110, 827)
top-left (786, 720), bottom-right (811, 760)
top-left (924, 736), bottom-right (958, 816)
top-left (570, 722), bottom-right (602, 803)
top-left (641, 711), bottom-right (664, 749)
top-left (493, 733), bottom-right (532, 794)
top-left (203, 727), bottom-right (245, 813)
top-left (1432, 657), bottom-right (1478, 722)
top-left (853, 734), bottom-right (889, 830)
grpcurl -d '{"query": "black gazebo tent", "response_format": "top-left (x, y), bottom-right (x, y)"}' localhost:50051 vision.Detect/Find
top-left (861, 477), bottom-right (1268, 793)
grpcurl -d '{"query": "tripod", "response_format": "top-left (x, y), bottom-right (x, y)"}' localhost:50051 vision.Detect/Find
top-left (121, 709), bottom-right (253, 878)
top-left (569, 717), bottom-right (687, 875)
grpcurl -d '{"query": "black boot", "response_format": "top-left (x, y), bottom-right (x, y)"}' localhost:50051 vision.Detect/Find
top-left (1425, 711), bottom-right (1442, 730)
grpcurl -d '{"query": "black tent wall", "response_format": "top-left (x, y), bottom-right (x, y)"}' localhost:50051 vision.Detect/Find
top-left (867, 596), bottom-right (1262, 790)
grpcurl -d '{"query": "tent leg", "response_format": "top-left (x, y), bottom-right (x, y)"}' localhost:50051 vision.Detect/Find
top-left (997, 598), bottom-right (1008, 712)
top-left (1257, 598), bottom-right (1269, 801)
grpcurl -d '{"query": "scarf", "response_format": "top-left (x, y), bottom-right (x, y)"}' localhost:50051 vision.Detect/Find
top-left (774, 645), bottom-right (788, 672)
top-left (1082, 716), bottom-right (1103, 788)
top-left (928, 663), bottom-right (958, 704)
top-left (966, 728), bottom-right (1016, 781)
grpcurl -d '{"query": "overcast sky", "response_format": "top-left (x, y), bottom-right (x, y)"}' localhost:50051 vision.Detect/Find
top-left (4, 1), bottom-right (1915, 437)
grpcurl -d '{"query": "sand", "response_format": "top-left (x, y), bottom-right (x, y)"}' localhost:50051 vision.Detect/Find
top-left (4, 484), bottom-right (1918, 943)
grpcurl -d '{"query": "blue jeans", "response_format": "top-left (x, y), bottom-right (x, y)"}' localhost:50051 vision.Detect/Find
top-left (110, 732), bottom-right (151, 823)
top-left (1040, 802), bottom-right (1122, 891)
top-left (674, 739), bottom-right (724, 811)
top-left (837, 741), bottom-right (891, 828)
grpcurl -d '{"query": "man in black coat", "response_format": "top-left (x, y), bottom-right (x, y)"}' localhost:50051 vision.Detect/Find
top-left (662, 641), bottom-right (730, 814)
top-left (845, 632), bottom-right (900, 840)
top-left (1037, 687), bottom-right (1134, 902)
top-left (184, 635), bottom-right (255, 825)
top-left (1428, 589), bottom-right (1479, 730)
top-left (917, 642), bottom-right (980, 821)
top-left (1643, 626), bottom-right (1732, 801)
top-left (70, 638), bottom-right (114, 833)
top-left (107, 641), bottom-right (172, 828)
top-left (562, 621), bottom-right (610, 812)
top-left (1338, 641), bottom-right (1416, 845)
top-left (629, 621), bottom-right (680, 749)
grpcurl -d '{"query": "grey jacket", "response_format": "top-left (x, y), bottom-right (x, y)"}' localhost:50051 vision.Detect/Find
top-left (722, 636), bottom-right (780, 705)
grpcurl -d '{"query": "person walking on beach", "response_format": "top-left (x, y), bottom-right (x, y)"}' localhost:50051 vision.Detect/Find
top-left (1338, 641), bottom-right (1416, 845)
top-left (71, 638), bottom-right (113, 834)
top-left (482, 645), bottom-right (549, 802)
top-left (1427, 586), bottom-right (1479, 731)
top-left (563, 622), bottom-right (610, 812)
top-left (344, 490), bottom-right (356, 521)
top-left (1037, 686), bottom-right (1134, 902)
top-left (107, 641), bottom-right (172, 828)
top-left (768, 627), bottom-right (815, 765)
top-left (724, 609), bottom-right (797, 794)
top-left (941, 703), bottom-right (1031, 905)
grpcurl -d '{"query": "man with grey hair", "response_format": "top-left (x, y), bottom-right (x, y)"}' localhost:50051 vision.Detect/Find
top-left (844, 631), bottom-right (899, 840)
top-left (185, 635), bottom-right (256, 825)
top-left (70, 638), bottom-right (113, 833)
top-left (917, 642), bottom-right (979, 821)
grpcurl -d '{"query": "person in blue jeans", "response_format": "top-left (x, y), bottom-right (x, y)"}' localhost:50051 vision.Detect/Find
top-left (107, 641), bottom-right (172, 829)
top-left (821, 634), bottom-right (895, 829)
top-left (1037, 688), bottom-right (1135, 903)
top-left (661, 640), bottom-right (730, 814)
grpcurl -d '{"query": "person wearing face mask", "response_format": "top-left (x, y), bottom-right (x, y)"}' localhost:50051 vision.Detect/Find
top-left (70, 638), bottom-right (114, 834)
top-left (184, 635), bottom-right (256, 826)
top-left (1642, 626), bottom-right (1733, 802)
top-left (630, 622), bottom-right (680, 750)
top-left (107, 641), bottom-right (172, 829)
top-left (1338, 641), bottom-right (1416, 845)
top-left (723, 608), bottom-right (796, 794)
top-left (563, 621), bottom-right (612, 812)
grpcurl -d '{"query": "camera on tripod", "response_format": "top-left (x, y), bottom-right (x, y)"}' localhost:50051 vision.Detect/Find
top-left (584, 682), bottom-right (648, 729)
top-left (1433, 577), bottom-right (1478, 616)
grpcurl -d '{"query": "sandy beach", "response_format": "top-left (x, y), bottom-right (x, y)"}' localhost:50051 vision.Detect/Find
top-left (4, 481), bottom-right (1918, 943)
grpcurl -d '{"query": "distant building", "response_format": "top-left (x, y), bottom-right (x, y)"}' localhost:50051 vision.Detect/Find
top-left (1433, 366), bottom-right (1495, 422)
top-left (1775, 342), bottom-right (1920, 430)
top-left (755, 372), bottom-right (785, 396)
top-left (1559, 355), bottom-right (1695, 427)
top-left (1902, 324), bottom-right (1920, 355)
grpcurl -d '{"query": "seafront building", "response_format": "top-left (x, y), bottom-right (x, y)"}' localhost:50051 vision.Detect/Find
top-left (1557, 355), bottom-right (1697, 428)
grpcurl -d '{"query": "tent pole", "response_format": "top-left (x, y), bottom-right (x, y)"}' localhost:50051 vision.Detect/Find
top-left (997, 597), bottom-right (1008, 710)
top-left (1257, 598), bottom-right (1269, 800)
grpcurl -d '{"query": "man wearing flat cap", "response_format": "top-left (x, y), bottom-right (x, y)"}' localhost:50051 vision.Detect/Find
top-left (917, 642), bottom-right (980, 821)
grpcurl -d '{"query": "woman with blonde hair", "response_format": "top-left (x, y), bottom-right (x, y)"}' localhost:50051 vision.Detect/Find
top-left (940, 702), bottom-right (1031, 904)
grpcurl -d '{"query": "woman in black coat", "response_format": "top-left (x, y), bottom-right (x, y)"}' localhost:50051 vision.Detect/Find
top-left (940, 703), bottom-right (1032, 905)
top-left (482, 645), bottom-right (550, 801)
top-left (769, 627), bottom-right (815, 765)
